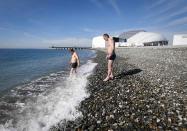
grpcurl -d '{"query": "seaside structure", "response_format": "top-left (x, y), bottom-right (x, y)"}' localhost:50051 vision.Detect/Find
top-left (118, 31), bottom-right (168, 47)
top-left (92, 36), bottom-right (105, 48)
top-left (92, 30), bottom-right (168, 48)
top-left (118, 30), bottom-right (146, 40)
top-left (173, 34), bottom-right (187, 46)
top-left (51, 46), bottom-right (91, 50)
top-left (92, 36), bottom-right (122, 48)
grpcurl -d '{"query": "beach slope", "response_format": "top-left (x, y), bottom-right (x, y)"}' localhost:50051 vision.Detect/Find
top-left (56, 47), bottom-right (187, 130)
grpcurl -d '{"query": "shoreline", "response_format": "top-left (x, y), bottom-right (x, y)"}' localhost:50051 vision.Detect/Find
top-left (54, 47), bottom-right (186, 130)
top-left (0, 56), bottom-right (97, 130)
top-left (0, 49), bottom-right (96, 130)
top-left (0, 49), bottom-right (94, 94)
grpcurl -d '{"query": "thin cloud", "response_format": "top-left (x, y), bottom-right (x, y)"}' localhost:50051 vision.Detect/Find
top-left (145, 0), bottom-right (180, 19)
top-left (0, 27), bottom-right (18, 32)
top-left (23, 32), bottom-right (46, 41)
top-left (89, 0), bottom-right (103, 9)
top-left (0, 27), bottom-right (46, 42)
top-left (43, 37), bottom-right (92, 47)
top-left (89, 0), bottom-right (121, 16)
top-left (82, 28), bottom-right (101, 33)
top-left (155, 6), bottom-right (187, 23)
top-left (174, 30), bottom-right (187, 34)
top-left (82, 27), bottom-right (125, 37)
top-left (157, 0), bottom-right (180, 15)
top-left (0, 27), bottom-right (6, 30)
top-left (148, 0), bottom-right (167, 9)
top-left (168, 6), bottom-right (187, 18)
top-left (108, 0), bottom-right (121, 16)
top-left (28, 18), bottom-right (43, 25)
top-left (166, 16), bottom-right (187, 27)
top-left (82, 27), bottom-right (116, 36)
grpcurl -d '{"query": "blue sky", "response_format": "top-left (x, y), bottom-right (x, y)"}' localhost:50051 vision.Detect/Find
top-left (0, 0), bottom-right (187, 48)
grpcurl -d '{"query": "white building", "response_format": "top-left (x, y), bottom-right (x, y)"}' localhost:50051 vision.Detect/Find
top-left (124, 32), bottom-right (168, 47)
top-left (92, 31), bottom-right (168, 48)
top-left (92, 36), bottom-right (105, 48)
top-left (92, 36), bottom-right (120, 48)
top-left (173, 34), bottom-right (187, 46)
top-left (118, 31), bottom-right (168, 47)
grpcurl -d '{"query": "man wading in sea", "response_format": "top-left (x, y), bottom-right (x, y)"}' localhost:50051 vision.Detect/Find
top-left (103, 33), bottom-right (116, 81)
top-left (69, 48), bottom-right (80, 75)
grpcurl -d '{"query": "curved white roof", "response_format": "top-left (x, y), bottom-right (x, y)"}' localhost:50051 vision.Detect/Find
top-left (119, 30), bottom-right (146, 39)
top-left (128, 32), bottom-right (167, 46)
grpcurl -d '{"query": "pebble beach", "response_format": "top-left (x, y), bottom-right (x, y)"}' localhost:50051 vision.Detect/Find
top-left (53, 47), bottom-right (187, 131)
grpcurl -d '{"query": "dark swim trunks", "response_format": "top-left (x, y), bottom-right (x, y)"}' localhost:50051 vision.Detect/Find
top-left (108, 53), bottom-right (116, 60)
top-left (71, 62), bottom-right (78, 68)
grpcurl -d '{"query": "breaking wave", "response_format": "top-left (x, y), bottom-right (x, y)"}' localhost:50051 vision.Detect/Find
top-left (0, 60), bottom-right (97, 131)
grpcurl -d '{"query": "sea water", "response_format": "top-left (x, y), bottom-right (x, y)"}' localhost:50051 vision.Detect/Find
top-left (0, 49), bottom-right (97, 131)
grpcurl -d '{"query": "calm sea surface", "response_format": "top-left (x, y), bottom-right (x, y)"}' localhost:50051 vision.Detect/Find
top-left (0, 49), bottom-right (95, 93)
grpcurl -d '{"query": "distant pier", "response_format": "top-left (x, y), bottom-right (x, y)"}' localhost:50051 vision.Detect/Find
top-left (51, 46), bottom-right (92, 50)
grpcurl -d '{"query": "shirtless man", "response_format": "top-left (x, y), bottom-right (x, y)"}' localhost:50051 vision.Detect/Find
top-left (103, 33), bottom-right (116, 81)
top-left (69, 48), bottom-right (80, 75)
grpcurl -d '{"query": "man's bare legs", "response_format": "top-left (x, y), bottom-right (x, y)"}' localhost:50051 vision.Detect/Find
top-left (103, 60), bottom-right (114, 81)
top-left (109, 60), bottom-right (114, 79)
top-left (70, 68), bottom-right (77, 76)
top-left (70, 68), bottom-right (73, 76)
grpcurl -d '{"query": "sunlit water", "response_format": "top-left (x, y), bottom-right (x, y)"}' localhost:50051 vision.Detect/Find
top-left (0, 49), bottom-right (97, 131)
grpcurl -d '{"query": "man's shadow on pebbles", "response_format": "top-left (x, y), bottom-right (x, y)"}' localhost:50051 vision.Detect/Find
top-left (115, 69), bottom-right (142, 79)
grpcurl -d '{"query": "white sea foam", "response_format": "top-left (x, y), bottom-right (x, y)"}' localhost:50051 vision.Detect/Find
top-left (0, 60), bottom-right (97, 131)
